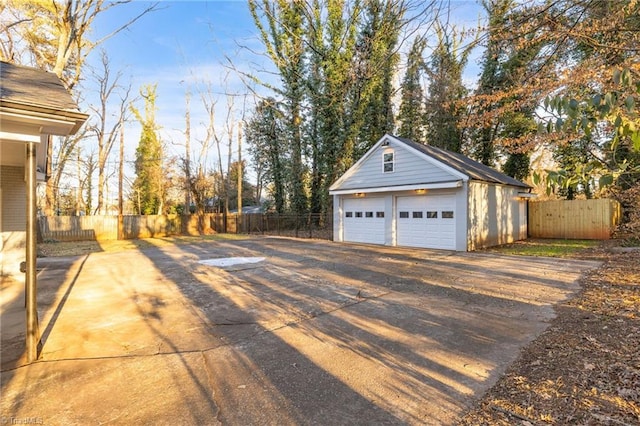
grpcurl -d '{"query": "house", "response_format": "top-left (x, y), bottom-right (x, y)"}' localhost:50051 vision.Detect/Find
top-left (329, 134), bottom-right (534, 251)
top-left (1, 61), bottom-right (87, 277)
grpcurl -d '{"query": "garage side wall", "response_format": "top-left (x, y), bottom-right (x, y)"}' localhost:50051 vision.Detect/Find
top-left (467, 182), bottom-right (527, 250)
top-left (1, 165), bottom-right (27, 277)
top-left (333, 195), bottom-right (342, 242)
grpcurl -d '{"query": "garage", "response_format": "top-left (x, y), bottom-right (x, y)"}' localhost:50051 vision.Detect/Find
top-left (330, 135), bottom-right (531, 251)
top-left (396, 194), bottom-right (457, 249)
top-left (342, 197), bottom-right (385, 244)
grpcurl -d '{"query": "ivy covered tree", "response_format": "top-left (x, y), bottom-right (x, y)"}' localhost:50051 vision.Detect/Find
top-left (248, 0), bottom-right (414, 216)
top-left (305, 0), bottom-right (359, 215)
top-left (352, 0), bottom-right (402, 157)
top-left (249, 0), bottom-right (307, 215)
top-left (131, 84), bottom-right (164, 215)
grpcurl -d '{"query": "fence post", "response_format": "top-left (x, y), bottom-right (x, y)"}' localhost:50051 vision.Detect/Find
top-left (118, 214), bottom-right (124, 240)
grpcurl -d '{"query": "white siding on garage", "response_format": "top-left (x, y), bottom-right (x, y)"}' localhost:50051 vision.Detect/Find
top-left (396, 194), bottom-right (457, 249)
top-left (467, 182), bottom-right (527, 250)
top-left (335, 143), bottom-right (459, 190)
top-left (342, 197), bottom-right (386, 244)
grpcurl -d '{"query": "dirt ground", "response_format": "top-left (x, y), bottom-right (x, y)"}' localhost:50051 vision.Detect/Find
top-left (459, 242), bottom-right (640, 425)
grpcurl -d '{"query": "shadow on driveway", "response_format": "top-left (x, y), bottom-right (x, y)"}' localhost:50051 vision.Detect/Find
top-left (0, 237), bottom-right (601, 425)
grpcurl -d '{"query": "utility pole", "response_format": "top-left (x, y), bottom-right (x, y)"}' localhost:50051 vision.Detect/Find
top-left (184, 89), bottom-right (191, 215)
top-left (118, 120), bottom-right (124, 239)
top-left (76, 148), bottom-right (81, 216)
top-left (237, 121), bottom-right (242, 224)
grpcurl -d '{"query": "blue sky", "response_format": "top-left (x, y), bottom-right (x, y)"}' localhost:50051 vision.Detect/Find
top-left (82, 0), bottom-right (485, 197)
top-left (84, 1), bottom-right (265, 187)
top-left (89, 1), bottom-right (261, 132)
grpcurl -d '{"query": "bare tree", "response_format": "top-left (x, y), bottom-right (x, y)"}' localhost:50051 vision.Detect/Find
top-left (183, 86), bottom-right (192, 214)
top-left (193, 80), bottom-right (218, 216)
top-left (88, 50), bottom-right (131, 215)
top-left (49, 125), bottom-right (90, 213)
top-left (1, 0), bottom-right (158, 215)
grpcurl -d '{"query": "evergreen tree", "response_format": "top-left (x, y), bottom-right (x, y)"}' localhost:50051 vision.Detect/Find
top-left (468, 0), bottom-right (540, 174)
top-left (468, 0), bottom-right (512, 166)
top-left (424, 23), bottom-right (470, 152)
top-left (397, 36), bottom-right (426, 142)
top-left (553, 135), bottom-right (599, 199)
top-left (131, 84), bottom-right (164, 215)
top-left (246, 98), bottom-right (288, 213)
top-left (499, 110), bottom-right (536, 180)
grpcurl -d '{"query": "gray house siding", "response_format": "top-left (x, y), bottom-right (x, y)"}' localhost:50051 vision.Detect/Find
top-left (1, 165), bottom-right (27, 276)
top-left (334, 142), bottom-right (459, 191)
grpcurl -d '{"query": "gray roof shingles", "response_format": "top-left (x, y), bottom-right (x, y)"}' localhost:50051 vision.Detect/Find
top-left (0, 61), bottom-right (80, 112)
top-left (393, 135), bottom-right (531, 188)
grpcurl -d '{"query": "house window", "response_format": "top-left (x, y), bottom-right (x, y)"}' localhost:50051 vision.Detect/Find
top-left (355, 212), bottom-right (363, 218)
top-left (383, 151), bottom-right (394, 173)
top-left (365, 212), bottom-right (373, 218)
top-left (346, 212), bottom-right (353, 218)
top-left (442, 211), bottom-right (454, 219)
top-left (412, 211), bottom-right (423, 218)
top-left (399, 211), bottom-right (409, 218)
top-left (376, 211), bottom-right (385, 218)
top-left (427, 211), bottom-right (438, 218)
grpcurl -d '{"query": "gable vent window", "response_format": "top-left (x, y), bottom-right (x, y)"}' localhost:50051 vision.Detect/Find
top-left (383, 151), bottom-right (394, 173)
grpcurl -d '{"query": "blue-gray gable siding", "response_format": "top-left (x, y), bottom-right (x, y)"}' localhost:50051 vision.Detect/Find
top-left (333, 143), bottom-right (459, 191)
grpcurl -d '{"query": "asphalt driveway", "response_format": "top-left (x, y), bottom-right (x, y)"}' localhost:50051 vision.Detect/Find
top-left (1, 237), bottom-right (600, 425)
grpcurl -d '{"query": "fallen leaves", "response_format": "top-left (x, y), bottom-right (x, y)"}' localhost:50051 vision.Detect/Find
top-left (459, 247), bottom-right (640, 425)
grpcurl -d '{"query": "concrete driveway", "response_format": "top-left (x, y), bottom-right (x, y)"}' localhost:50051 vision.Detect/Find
top-left (1, 237), bottom-right (600, 425)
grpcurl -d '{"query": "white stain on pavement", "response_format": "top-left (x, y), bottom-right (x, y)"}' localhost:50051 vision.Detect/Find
top-left (198, 257), bottom-right (266, 268)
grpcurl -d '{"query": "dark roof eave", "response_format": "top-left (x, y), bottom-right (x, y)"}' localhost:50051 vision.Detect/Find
top-left (392, 136), bottom-right (531, 189)
top-left (469, 178), bottom-right (532, 189)
top-left (0, 100), bottom-right (89, 135)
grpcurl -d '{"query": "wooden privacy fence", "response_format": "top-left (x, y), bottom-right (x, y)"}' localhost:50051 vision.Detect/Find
top-left (38, 213), bottom-right (333, 242)
top-left (528, 199), bottom-right (622, 239)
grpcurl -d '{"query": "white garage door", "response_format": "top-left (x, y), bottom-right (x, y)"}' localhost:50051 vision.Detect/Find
top-left (343, 197), bottom-right (386, 245)
top-left (397, 194), bottom-right (457, 249)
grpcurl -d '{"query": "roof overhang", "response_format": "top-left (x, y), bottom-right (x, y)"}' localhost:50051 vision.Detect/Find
top-left (1, 100), bottom-right (88, 136)
top-left (517, 192), bottom-right (538, 199)
top-left (330, 180), bottom-right (463, 195)
top-left (0, 100), bottom-right (88, 171)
